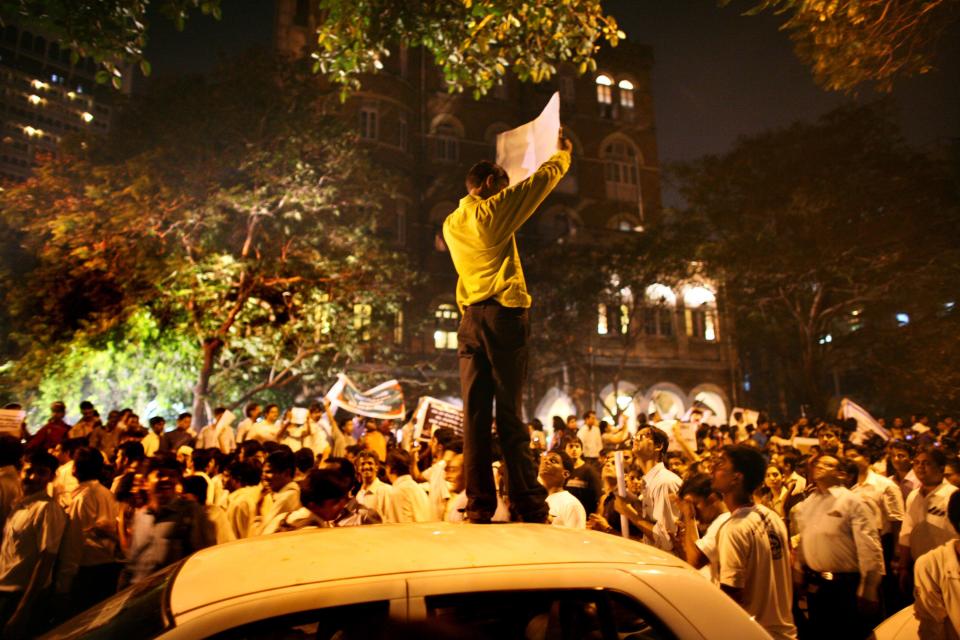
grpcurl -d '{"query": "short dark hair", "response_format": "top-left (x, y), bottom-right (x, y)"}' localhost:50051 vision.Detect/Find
top-left (356, 448), bottom-right (380, 465)
top-left (300, 468), bottom-right (353, 506)
top-left (149, 416), bottom-right (165, 427)
top-left (192, 448), bottom-right (214, 472)
top-left (916, 445), bottom-right (947, 470)
top-left (28, 451), bottom-right (59, 476)
top-left (265, 449), bottom-right (296, 476)
top-left (465, 160), bottom-right (508, 191)
top-left (118, 441), bottom-right (145, 463)
top-left (240, 440), bottom-right (262, 458)
top-left (245, 403), bottom-right (260, 418)
top-left (0, 435), bottom-right (23, 467)
top-left (177, 412), bottom-right (192, 421)
top-left (294, 448), bottom-right (315, 473)
top-left (73, 447), bottom-right (104, 482)
top-left (723, 445), bottom-right (766, 494)
top-left (79, 400), bottom-right (94, 411)
top-left (546, 449), bottom-right (574, 474)
top-left (386, 449), bottom-right (413, 476)
top-left (182, 475), bottom-right (208, 503)
top-left (645, 427), bottom-right (670, 459)
top-left (948, 491), bottom-right (960, 534)
top-left (322, 456), bottom-right (357, 481)
top-left (432, 427), bottom-right (457, 451)
top-left (679, 473), bottom-right (716, 500)
top-left (227, 460), bottom-right (261, 487)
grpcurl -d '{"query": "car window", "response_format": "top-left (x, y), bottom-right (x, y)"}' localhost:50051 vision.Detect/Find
top-left (41, 560), bottom-right (181, 640)
top-left (207, 600), bottom-right (391, 640)
top-left (425, 589), bottom-right (674, 640)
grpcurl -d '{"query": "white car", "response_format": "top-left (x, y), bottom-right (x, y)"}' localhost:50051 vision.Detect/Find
top-left (45, 523), bottom-right (771, 639)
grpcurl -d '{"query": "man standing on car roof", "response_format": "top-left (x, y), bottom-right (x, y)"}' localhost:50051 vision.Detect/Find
top-left (442, 128), bottom-right (571, 524)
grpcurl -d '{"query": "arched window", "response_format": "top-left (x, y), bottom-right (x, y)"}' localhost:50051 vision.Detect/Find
top-left (595, 74), bottom-right (613, 118)
top-left (430, 116), bottom-right (463, 163)
top-left (618, 79), bottom-right (635, 109)
top-left (643, 284), bottom-right (676, 337)
top-left (682, 285), bottom-right (718, 341)
top-left (434, 304), bottom-right (459, 350)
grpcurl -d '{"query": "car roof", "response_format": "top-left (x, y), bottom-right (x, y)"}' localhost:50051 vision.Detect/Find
top-left (169, 522), bottom-right (687, 616)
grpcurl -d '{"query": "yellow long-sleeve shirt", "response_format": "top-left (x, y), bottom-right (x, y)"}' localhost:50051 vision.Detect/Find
top-left (442, 150), bottom-right (571, 312)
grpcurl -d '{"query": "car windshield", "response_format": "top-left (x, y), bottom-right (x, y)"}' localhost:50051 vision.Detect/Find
top-left (41, 561), bottom-right (182, 640)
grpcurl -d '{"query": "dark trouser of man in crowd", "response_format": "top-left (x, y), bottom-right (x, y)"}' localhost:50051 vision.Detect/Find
top-left (458, 303), bottom-right (547, 523)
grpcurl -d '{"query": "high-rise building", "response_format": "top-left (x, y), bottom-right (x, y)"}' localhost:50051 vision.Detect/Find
top-left (0, 22), bottom-right (120, 181)
top-left (278, 1), bottom-right (737, 428)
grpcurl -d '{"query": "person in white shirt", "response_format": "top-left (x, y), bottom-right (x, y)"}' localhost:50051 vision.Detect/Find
top-left (615, 426), bottom-right (681, 551)
top-left (913, 490), bottom-right (960, 638)
top-left (355, 450), bottom-right (400, 523)
top-left (56, 448), bottom-right (121, 615)
top-left (385, 450), bottom-right (432, 523)
top-left (414, 427), bottom-right (461, 521)
top-left (0, 437), bottom-right (23, 538)
top-left (847, 442), bottom-right (904, 545)
top-left (793, 455), bottom-right (884, 637)
top-left (576, 410), bottom-right (604, 463)
top-left (252, 449), bottom-right (301, 536)
top-left (539, 450), bottom-right (586, 529)
top-left (898, 445), bottom-right (959, 595)
top-left (50, 439), bottom-right (82, 509)
top-left (195, 407), bottom-right (236, 454)
top-left (889, 440), bottom-right (920, 500)
top-left (142, 416), bottom-right (166, 457)
top-left (676, 473), bottom-right (730, 583)
top-left (0, 452), bottom-right (66, 637)
top-left (241, 404), bottom-right (283, 444)
top-left (224, 461), bottom-right (262, 540)
top-left (711, 445), bottom-right (797, 640)
top-left (234, 403), bottom-right (262, 445)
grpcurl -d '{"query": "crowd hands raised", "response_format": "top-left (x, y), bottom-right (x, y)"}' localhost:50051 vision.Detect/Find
top-left (1, 397), bottom-right (958, 639)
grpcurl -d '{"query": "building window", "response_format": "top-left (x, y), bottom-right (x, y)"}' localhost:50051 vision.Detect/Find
top-left (359, 106), bottom-right (378, 140)
top-left (597, 303), bottom-right (608, 335)
top-left (595, 74), bottom-right (613, 118)
top-left (559, 75), bottom-right (576, 103)
top-left (353, 303), bottom-right (372, 341)
top-left (603, 142), bottom-right (639, 186)
top-left (394, 309), bottom-right (404, 345)
top-left (682, 285), bottom-right (718, 341)
top-left (434, 304), bottom-right (459, 350)
top-left (618, 79), bottom-right (635, 108)
top-left (433, 122), bottom-right (459, 162)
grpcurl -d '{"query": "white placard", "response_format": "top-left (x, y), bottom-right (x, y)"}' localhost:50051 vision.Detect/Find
top-left (0, 410), bottom-right (25, 437)
top-left (496, 92), bottom-right (561, 186)
top-left (290, 407), bottom-right (309, 425)
top-left (614, 450), bottom-right (630, 539)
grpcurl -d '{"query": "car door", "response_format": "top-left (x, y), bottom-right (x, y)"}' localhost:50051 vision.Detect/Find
top-left (405, 564), bottom-right (704, 639)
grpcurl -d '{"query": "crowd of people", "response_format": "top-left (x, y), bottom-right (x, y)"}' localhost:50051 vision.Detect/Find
top-left (0, 397), bottom-right (958, 638)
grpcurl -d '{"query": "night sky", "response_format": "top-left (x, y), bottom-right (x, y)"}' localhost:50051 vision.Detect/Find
top-left (145, 0), bottom-right (959, 183)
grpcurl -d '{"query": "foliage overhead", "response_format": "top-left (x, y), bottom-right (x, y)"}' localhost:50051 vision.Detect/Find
top-left (726, 0), bottom-right (960, 93)
top-left (1, 0), bottom-right (622, 97)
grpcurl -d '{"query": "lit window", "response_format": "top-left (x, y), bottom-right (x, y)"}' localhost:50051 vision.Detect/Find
top-left (353, 303), bottom-right (372, 341)
top-left (81, 112), bottom-right (93, 123)
top-left (27, 94), bottom-right (42, 105)
top-left (595, 74), bottom-right (613, 87)
top-left (619, 304), bottom-right (630, 335)
top-left (394, 310), bottom-right (404, 345)
top-left (30, 79), bottom-right (48, 90)
top-left (434, 304), bottom-right (459, 350)
top-left (618, 79), bottom-right (634, 109)
top-left (22, 126), bottom-right (42, 137)
top-left (559, 75), bottom-right (575, 102)
top-left (819, 333), bottom-right (833, 345)
top-left (359, 107), bottom-right (378, 140)
top-left (896, 312), bottom-right (910, 327)
top-left (597, 304), bottom-right (608, 335)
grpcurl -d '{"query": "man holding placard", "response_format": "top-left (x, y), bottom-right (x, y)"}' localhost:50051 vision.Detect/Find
top-left (442, 102), bottom-right (571, 524)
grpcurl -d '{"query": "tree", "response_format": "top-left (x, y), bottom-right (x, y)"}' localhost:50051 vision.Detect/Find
top-left (1, 0), bottom-right (623, 97)
top-left (0, 55), bottom-right (416, 422)
top-left (674, 102), bottom-right (959, 415)
top-left (727, 0), bottom-right (960, 92)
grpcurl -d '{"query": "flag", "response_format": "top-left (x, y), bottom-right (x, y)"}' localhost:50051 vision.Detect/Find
top-left (840, 398), bottom-right (890, 442)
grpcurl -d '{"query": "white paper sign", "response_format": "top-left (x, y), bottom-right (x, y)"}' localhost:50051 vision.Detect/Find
top-left (0, 410), bottom-right (24, 437)
top-left (290, 407), bottom-right (309, 425)
top-left (496, 92), bottom-right (561, 186)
